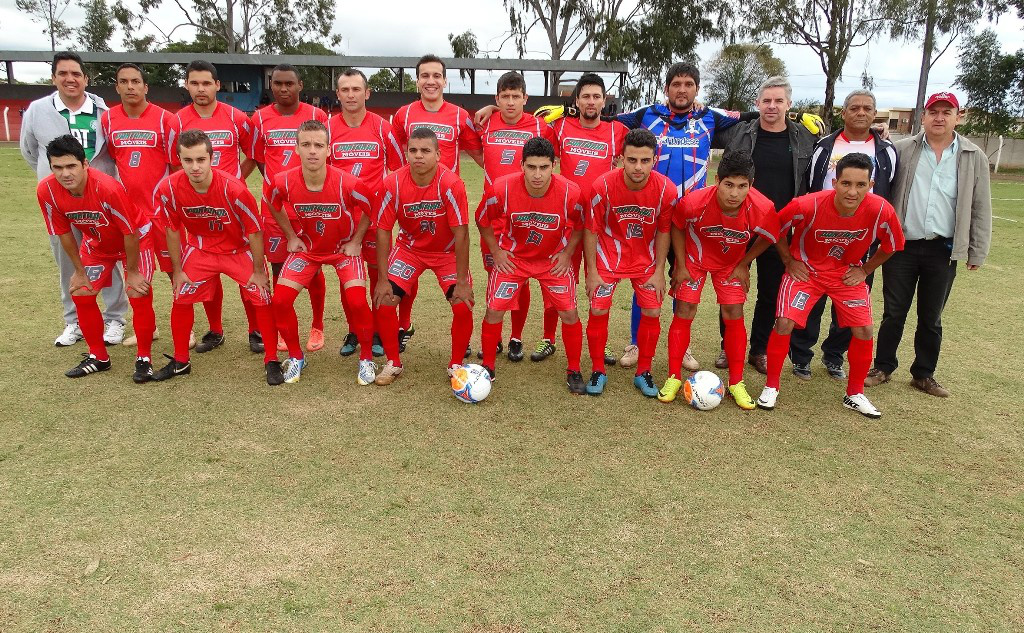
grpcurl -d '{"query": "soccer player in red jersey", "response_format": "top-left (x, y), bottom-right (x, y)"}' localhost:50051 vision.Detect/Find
top-left (37, 135), bottom-right (157, 382)
top-left (658, 151), bottom-right (781, 409)
top-left (475, 71), bottom-right (555, 363)
top-left (152, 130), bottom-right (282, 385)
top-left (756, 153), bottom-right (905, 418)
top-left (269, 120), bottom-right (376, 385)
top-left (252, 64), bottom-right (330, 353)
top-left (178, 59), bottom-right (265, 355)
top-left (371, 128), bottom-right (473, 386)
top-left (583, 128), bottom-right (675, 397)
top-left (327, 68), bottom-right (404, 359)
top-left (477, 137), bottom-right (587, 393)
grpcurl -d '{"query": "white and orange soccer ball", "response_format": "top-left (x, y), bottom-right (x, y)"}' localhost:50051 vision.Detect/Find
top-left (683, 371), bottom-right (725, 410)
top-left (451, 364), bottom-right (492, 403)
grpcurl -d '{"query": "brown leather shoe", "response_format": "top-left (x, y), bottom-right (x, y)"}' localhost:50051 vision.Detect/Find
top-left (863, 367), bottom-right (891, 387)
top-left (911, 376), bottom-right (950, 398)
top-left (714, 350), bottom-right (728, 369)
top-left (748, 354), bottom-right (767, 375)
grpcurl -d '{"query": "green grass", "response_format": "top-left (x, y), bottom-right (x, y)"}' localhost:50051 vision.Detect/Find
top-left (1, 146), bottom-right (1022, 631)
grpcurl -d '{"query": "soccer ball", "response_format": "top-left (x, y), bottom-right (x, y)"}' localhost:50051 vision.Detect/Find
top-left (451, 364), bottom-right (492, 403)
top-left (683, 371), bottom-right (725, 410)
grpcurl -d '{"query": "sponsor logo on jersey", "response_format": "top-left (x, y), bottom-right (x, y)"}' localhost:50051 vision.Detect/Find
top-left (333, 141), bottom-right (381, 160)
top-left (112, 130), bottom-right (158, 147)
top-left (182, 205), bottom-right (231, 222)
top-left (65, 210), bottom-right (109, 227)
top-left (658, 136), bottom-right (701, 149)
top-left (487, 130), bottom-right (533, 146)
top-left (510, 211), bottom-right (560, 231)
top-left (816, 228), bottom-right (868, 245)
top-left (700, 224), bottom-right (750, 244)
top-left (205, 130), bottom-right (234, 147)
top-left (293, 203), bottom-right (342, 220)
top-left (265, 128), bottom-right (298, 146)
top-left (410, 122), bottom-right (455, 142)
top-left (613, 205), bottom-right (656, 224)
top-left (563, 137), bottom-right (609, 159)
top-left (403, 200), bottom-right (444, 219)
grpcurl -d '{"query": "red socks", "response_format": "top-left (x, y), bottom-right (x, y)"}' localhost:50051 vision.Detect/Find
top-left (481, 319), bottom-right (503, 370)
top-left (241, 291), bottom-right (259, 334)
top-left (765, 331), bottom-right (790, 389)
top-left (723, 317), bottom-right (747, 385)
top-left (586, 311), bottom-right (609, 374)
top-left (636, 315), bottom-right (661, 375)
top-left (272, 284), bottom-right (303, 359)
top-left (203, 276), bottom-right (224, 333)
top-left (374, 304), bottom-right (402, 366)
top-left (308, 268), bottom-right (326, 331)
top-left (542, 306), bottom-right (558, 343)
top-left (128, 294), bottom-right (155, 359)
top-left (510, 283), bottom-right (530, 341)
top-left (72, 294), bottom-right (109, 361)
top-left (847, 336), bottom-right (873, 396)
top-left (399, 280), bottom-right (418, 330)
top-left (343, 285), bottom-right (374, 361)
top-left (170, 302), bottom-right (195, 363)
top-left (253, 302), bottom-right (278, 364)
top-left (562, 319), bottom-right (583, 373)
top-left (449, 302), bottom-right (473, 368)
top-left (667, 316), bottom-right (692, 379)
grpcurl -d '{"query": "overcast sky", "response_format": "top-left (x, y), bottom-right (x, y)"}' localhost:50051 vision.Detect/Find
top-left (2, 0), bottom-right (1023, 108)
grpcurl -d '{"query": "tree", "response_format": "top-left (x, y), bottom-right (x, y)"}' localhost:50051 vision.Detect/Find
top-left (16, 0), bottom-right (72, 51)
top-left (955, 29), bottom-right (1024, 137)
top-left (448, 31), bottom-right (479, 81)
top-left (703, 43), bottom-right (786, 111)
top-left (78, 0), bottom-right (119, 83)
top-left (367, 69), bottom-right (417, 93)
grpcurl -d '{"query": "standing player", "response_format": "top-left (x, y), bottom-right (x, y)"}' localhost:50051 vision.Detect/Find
top-left (252, 64), bottom-right (330, 352)
top-left (327, 68), bottom-right (404, 359)
top-left (371, 128), bottom-right (473, 385)
top-left (269, 120), bottom-right (376, 384)
top-left (153, 130), bottom-right (281, 384)
top-left (37, 135), bottom-right (157, 382)
top-left (477, 137), bottom-right (586, 393)
top-left (657, 151), bottom-right (780, 409)
top-left (756, 153), bottom-right (905, 418)
top-left (583, 129), bottom-right (675, 397)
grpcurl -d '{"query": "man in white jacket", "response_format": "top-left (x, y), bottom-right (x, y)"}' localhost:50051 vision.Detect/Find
top-left (20, 52), bottom-right (129, 346)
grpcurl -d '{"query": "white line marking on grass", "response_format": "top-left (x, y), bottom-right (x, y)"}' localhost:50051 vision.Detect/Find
top-left (993, 215), bottom-right (1019, 223)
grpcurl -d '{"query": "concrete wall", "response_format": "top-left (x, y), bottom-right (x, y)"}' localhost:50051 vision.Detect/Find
top-left (891, 133), bottom-right (1024, 169)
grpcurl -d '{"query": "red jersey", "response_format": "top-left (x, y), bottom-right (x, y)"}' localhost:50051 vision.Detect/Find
top-left (391, 100), bottom-right (481, 174)
top-left (327, 111), bottom-right (404, 185)
top-left (778, 190), bottom-right (905, 273)
top-left (154, 170), bottom-right (262, 255)
top-left (176, 102), bottom-right (255, 179)
top-left (37, 168), bottom-right (143, 257)
top-left (673, 186), bottom-right (781, 271)
top-left (269, 166), bottom-right (373, 255)
top-left (587, 169), bottom-right (677, 276)
top-left (477, 111), bottom-right (554, 184)
top-left (101, 103), bottom-right (180, 214)
top-left (252, 103), bottom-right (330, 209)
top-left (552, 116), bottom-right (629, 196)
top-left (480, 173), bottom-right (583, 260)
top-left (377, 165), bottom-right (469, 253)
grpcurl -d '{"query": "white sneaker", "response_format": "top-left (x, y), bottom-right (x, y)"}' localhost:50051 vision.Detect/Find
top-left (122, 326), bottom-right (160, 347)
top-left (103, 320), bottom-right (126, 345)
top-left (357, 359), bottom-right (378, 385)
top-left (843, 393), bottom-right (881, 419)
top-left (619, 344), bottom-right (639, 368)
top-left (374, 360), bottom-right (403, 385)
top-left (756, 386), bottom-right (779, 410)
top-left (683, 347), bottom-right (700, 371)
top-left (283, 357), bottom-right (306, 384)
top-left (55, 324), bottom-right (83, 347)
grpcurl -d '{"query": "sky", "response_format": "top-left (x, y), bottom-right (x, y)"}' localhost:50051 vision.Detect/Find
top-left (2, 0), bottom-right (1023, 109)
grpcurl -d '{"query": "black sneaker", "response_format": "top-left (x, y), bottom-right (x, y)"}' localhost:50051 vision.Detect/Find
top-left (475, 340), bottom-right (503, 360)
top-left (465, 344), bottom-right (473, 359)
top-left (792, 362), bottom-right (812, 381)
top-left (266, 360), bottom-right (284, 386)
top-left (248, 331), bottom-right (265, 354)
top-left (484, 365), bottom-right (496, 381)
top-left (530, 339), bottom-right (556, 362)
top-left (823, 360), bottom-right (847, 380)
top-left (195, 330), bottom-right (225, 353)
top-left (65, 353), bottom-right (111, 378)
top-left (507, 339), bottom-right (524, 362)
top-left (153, 354), bottom-right (191, 381)
top-left (132, 357), bottom-right (153, 384)
top-left (398, 325), bottom-right (415, 353)
top-left (338, 332), bottom-right (359, 357)
top-left (566, 370), bottom-right (586, 395)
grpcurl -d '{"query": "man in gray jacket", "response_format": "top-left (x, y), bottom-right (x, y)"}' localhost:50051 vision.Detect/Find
top-left (865, 92), bottom-right (992, 397)
top-left (20, 52), bottom-right (129, 347)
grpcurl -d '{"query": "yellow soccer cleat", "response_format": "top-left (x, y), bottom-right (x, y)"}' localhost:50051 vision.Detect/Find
top-left (728, 381), bottom-right (756, 410)
top-left (534, 104), bottom-right (565, 123)
top-left (658, 376), bottom-right (683, 403)
top-left (800, 112), bottom-right (825, 136)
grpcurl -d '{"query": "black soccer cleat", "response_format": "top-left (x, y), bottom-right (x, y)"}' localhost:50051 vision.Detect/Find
top-left (507, 339), bottom-right (524, 362)
top-left (465, 344), bottom-right (473, 359)
top-left (248, 331), bottom-right (265, 354)
top-left (338, 332), bottom-right (359, 357)
top-left (152, 354), bottom-right (191, 381)
top-left (476, 341), bottom-right (502, 360)
top-left (397, 325), bottom-right (415, 353)
top-left (132, 357), bottom-right (153, 384)
top-left (65, 353), bottom-right (112, 378)
top-left (530, 339), bottom-right (556, 362)
top-left (566, 370), bottom-right (586, 395)
top-left (195, 330), bottom-right (225, 354)
top-left (266, 360), bottom-right (284, 386)
top-left (483, 365), bottom-right (496, 381)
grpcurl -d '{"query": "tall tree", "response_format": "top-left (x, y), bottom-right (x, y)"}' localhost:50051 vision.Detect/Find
top-left (703, 43), bottom-right (787, 111)
top-left (955, 29), bottom-right (1024, 137)
top-left (448, 30), bottom-right (479, 81)
top-left (78, 0), bottom-right (119, 83)
top-left (367, 69), bottom-right (416, 93)
top-left (16, 0), bottom-right (73, 51)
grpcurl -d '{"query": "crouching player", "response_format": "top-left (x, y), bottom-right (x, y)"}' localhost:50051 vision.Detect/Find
top-left (757, 153), bottom-right (905, 418)
top-left (268, 120), bottom-right (376, 384)
top-left (477, 137), bottom-right (586, 393)
top-left (583, 128), bottom-right (676, 397)
top-left (372, 127), bottom-right (473, 385)
top-left (658, 151), bottom-right (780, 408)
top-left (153, 129), bottom-right (281, 384)
top-left (38, 135), bottom-right (157, 381)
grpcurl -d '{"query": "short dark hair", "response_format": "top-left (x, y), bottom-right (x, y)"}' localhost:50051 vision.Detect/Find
top-left (297, 119), bottom-right (328, 140)
top-left (409, 126), bottom-right (439, 149)
top-left (339, 68), bottom-right (368, 88)
top-left (496, 71), bottom-right (526, 95)
top-left (574, 73), bottom-right (605, 98)
top-left (665, 62), bottom-right (700, 88)
top-left (51, 52), bottom-right (85, 77)
top-left (522, 137), bottom-right (555, 163)
top-left (717, 150), bottom-right (755, 181)
top-left (623, 128), bottom-right (657, 154)
top-left (186, 60), bottom-right (218, 82)
top-left (177, 129), bottom-right (213, 155)
top-left (416, 54), bottom-right (446, 77)
top-left (116, 63), bottom-right (147, 84)
top-left (46, 134), bottom-right (86, 164)
top-left (835, 152), bottom-right (873, 179)
top-left (271, 64), bottom-right (301, 81)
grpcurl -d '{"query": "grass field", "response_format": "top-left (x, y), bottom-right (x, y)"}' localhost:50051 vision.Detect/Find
top-left (0, 144), bottom-right (1022, 632)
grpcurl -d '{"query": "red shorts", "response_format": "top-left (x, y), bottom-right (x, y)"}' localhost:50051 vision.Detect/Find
top-left (261, 217), bottom-right (289, 265)
top-left (776, 271), bottom-right (872, 328)
top-left (281, 252), bottom-right (366, 288)
top-left (589, 269), bottom-right (663, 312)
top-left (386, 244), bottom-right (471, 296)
top-left (176, 246), bottom-right (271, 306)
top-left (80, 244), bottom-right (156, 290)
top-left (671, 262), bottom-right (746, 305)
top-left (486, 256), bottom-right (577, 312)
top-left (361, 233), bottom-right (378, 268)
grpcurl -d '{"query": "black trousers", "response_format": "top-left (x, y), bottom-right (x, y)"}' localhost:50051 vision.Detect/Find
top-left (873, 239), bottom-right (958, 379)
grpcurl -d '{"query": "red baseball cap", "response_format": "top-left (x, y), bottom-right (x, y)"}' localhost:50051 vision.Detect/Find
top-left (925, 92), bottom-right (960, 110)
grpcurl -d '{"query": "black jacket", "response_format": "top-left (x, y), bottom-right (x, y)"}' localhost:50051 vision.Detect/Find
top-left (807, 128), bottom-right (898, 201)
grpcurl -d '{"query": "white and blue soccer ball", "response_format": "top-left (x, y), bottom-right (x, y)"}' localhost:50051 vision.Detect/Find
top-left (683, 370), bottom-right (725, 410)
top-left (451, 363), bottom-right (492, 403)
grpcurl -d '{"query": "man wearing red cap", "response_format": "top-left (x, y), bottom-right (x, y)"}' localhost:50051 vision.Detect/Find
top-left (864, 92), bottom-right (992, 397)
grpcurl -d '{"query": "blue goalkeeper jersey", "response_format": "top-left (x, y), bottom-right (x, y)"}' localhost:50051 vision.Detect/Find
top-left (617, 104), bottom-right (743, 196)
